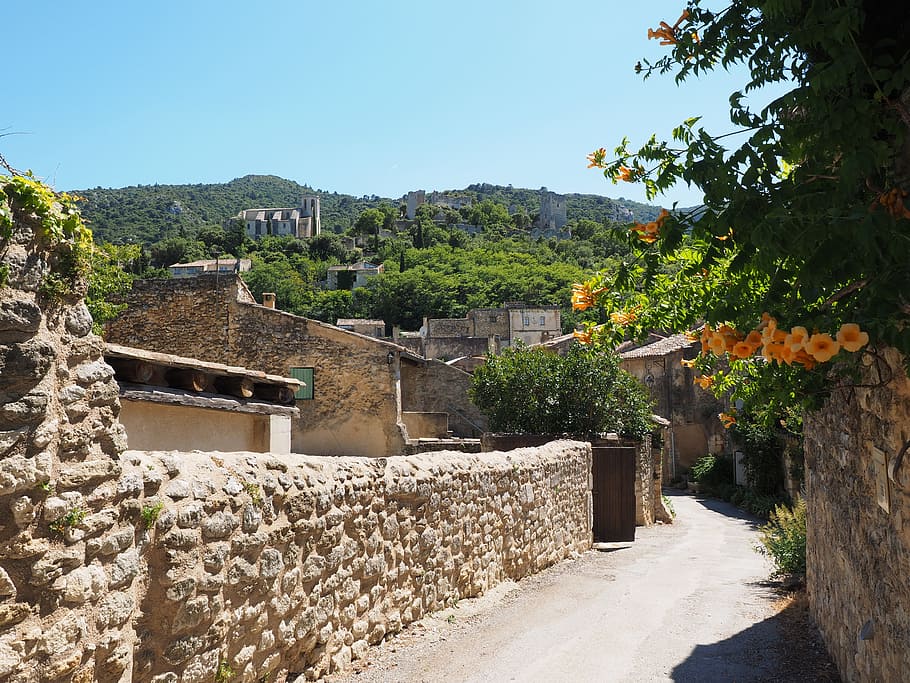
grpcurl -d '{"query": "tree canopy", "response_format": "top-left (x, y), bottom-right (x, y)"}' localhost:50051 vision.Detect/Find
top-left (577, 0), bottom-right (910, 424)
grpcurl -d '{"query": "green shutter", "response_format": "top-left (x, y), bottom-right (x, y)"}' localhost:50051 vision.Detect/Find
top-left (290, 367), bottom-right (314, 400)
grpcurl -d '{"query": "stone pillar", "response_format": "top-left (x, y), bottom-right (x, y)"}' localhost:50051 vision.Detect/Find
top-left (0, 185), bottom-right (135, 681)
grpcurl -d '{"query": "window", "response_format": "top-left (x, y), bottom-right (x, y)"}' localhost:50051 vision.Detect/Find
top-left (523, 315), bottom-right (530, 326)
top-left (289, 367), bottom-right (314, 400)
top-left (540, 315), bottom-right (546, 326)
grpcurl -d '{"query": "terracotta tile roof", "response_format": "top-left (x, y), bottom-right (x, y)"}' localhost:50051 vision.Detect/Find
top-left (619, 333), bottom-right (696, 359)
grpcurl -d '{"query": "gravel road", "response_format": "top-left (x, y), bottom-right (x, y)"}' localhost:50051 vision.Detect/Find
top-left (325, 491), bottom-right (837, 683)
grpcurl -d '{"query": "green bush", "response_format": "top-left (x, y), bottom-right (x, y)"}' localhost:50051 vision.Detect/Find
top-left (757, 497), bottom-right (807, 577)
top-left (731, 419), bottom-right (787, 497)
top-left (470, 344), bottom-right (653, 439)
top-left (690, 454), bottom-right (734, 493)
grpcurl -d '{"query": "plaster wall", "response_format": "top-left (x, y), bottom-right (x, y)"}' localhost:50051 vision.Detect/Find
top-left (401, 411), bottom-right (449, 439)
top-left (118, 401), bottom-right (289, 454)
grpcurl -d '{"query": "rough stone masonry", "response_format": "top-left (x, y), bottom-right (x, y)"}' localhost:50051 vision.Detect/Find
top-left (0, 193), bottom-right (592, 681)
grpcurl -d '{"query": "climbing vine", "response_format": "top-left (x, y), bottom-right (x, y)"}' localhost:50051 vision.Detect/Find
top-left (575, 0), bottom-right (910, 425)
top-left (0, 171), bottom-right (94, 296)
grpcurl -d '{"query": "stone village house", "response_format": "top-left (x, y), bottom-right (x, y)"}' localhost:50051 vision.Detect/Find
top-left (617, 333), bottom-right (727, 479)
top-left (398, 302), bottom-right (563, 362)
top-left (104, 275), bottom-right (487, 457)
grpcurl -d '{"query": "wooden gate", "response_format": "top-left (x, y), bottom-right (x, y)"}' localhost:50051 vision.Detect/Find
top-left (591, 446), bottom-right (636, 542)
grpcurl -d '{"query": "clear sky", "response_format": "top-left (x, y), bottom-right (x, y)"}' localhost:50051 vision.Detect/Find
top-left (3, 1), bottom-right (763, 207)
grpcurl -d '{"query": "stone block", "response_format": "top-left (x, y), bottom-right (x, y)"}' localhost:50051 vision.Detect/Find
top-left (56, 564), bottom-right (108, 604)
top-left (202, 512), bottom-right (238, 540)
top-left (57, 459), bottom-right (122, 488)
top-left (108, 549), bottom-right (139, 588)
top-left (96, 591), bottom-right (135, 630)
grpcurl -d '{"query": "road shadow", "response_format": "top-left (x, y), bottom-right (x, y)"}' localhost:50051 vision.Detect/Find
top-left (664, 488), bottom-right (764, 530)
top-left (591, 542), bottom-right (634, 553)
top-left (670, 591), bottom-right (840, 682)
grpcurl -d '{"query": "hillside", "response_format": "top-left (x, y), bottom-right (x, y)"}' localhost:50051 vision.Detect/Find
top-left (75, 175), bottom-right (665, 245)
top-left (75, 175), bottom-right (388, 245)
top-left (464, 183), bottom-right (663, 224)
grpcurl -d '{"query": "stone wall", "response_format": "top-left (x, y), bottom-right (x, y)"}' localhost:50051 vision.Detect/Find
top-left (423, 336), bottom-right (494, 364)
top-left (629, 438), bottom-right (660, 526)
top-left (135, 443), bottom-right (591, 681)
top-left (400, 359), bottom-right (488, 437)
top-left (1, 199), bottom-right (134, 679)
top-left (426, 318), bottom-right (473, 338)
top-left (2, 441), bottom-right (591, 681)
top-left (805, 347), bottom-right (910, 682)
top-left (467, 309), bottom-right (510, 339)
top-left (105, 277), bottom-right (408, 457)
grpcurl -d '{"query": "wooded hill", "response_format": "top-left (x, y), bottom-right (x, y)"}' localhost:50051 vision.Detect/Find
top-left (75, 174), bottom-right (664, 245)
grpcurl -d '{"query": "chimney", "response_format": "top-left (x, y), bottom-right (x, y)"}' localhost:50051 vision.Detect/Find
top-left (262, 293), bottom-right (276, 309)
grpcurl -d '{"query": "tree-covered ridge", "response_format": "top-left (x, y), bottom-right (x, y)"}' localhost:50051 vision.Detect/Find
top-left (465, 182), bottom-right (664, 224)
top-left (75, 174), bottom-right (668, 245)
top-left (75, 175), bottom-right (388, 244)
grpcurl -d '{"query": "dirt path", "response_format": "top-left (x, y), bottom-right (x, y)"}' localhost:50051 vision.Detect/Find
top-left (325, 492), bottom-right (837, 683)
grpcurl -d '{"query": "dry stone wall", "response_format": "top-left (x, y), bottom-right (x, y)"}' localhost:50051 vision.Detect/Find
top-left (805, 347), bottom-right (910, 682)
top-left (124, 443), bottom-right (591, 682)
top-left (1, 202), bottom-right (133, 680)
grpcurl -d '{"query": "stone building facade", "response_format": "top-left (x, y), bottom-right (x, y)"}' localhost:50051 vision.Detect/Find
top-left (105, 277), bottom-right (412, 457)
top-left (805, 347), bottom-right (910, 682)
top-left (104, 276), bottom-right (483, 456)
top-left (399, 358), bottom-right (488, 438)
top-left (407, 303), bottom-right (563, 362)
top-left (620, 334), bottom-right (727, 477)
top-left (239, 197), bottom-right (321, 239)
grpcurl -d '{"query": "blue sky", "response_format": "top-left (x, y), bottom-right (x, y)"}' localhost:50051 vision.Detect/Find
top-left (3, 1), bottom-right (764, 207)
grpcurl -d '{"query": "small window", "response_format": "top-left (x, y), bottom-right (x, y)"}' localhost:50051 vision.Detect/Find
top-left (489, 315), bottom-right (498, 323)
top-left (289, 367), bottom-right (314, 400)
top-left (540, 315), bottom-right (546, 326)
top-left (523, 316), bottom-right (530, 326)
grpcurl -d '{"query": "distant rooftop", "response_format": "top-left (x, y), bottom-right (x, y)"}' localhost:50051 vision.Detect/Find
top-left (619, 333), bottom-right (696, 359)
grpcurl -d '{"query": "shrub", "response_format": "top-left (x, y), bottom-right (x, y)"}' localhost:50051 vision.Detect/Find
top-left (757, 497), bottom-right (807, 577)
top-left (141, 502), bottom-right (164, 530)
top-left (662, 494), bottom-right (676, 518)
top-left (690, 454), bottom-right (734, 494)
top-left (470, 344), bottom-right (653, 439)
top-left (731, 418), bottom-right (787, 497)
